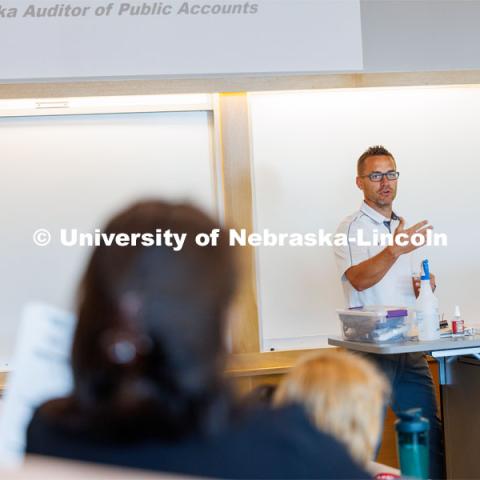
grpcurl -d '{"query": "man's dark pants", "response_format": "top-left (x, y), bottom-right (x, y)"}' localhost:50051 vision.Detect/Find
top-left (363, 352), bottom-right (445, 479)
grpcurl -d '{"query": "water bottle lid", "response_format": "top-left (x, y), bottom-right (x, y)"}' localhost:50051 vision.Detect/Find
top-left (395, 408), bottom-right (429, 433)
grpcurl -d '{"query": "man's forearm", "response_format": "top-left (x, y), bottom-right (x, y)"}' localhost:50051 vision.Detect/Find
top-left (345, 246), bottom-right (400, 292)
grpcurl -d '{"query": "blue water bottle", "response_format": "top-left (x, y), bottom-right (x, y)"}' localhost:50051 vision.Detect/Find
top-left (395, 408), bottom-right (430, 479)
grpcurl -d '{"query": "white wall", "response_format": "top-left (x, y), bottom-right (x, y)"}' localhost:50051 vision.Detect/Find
top-left (0, 110), bottom-right (216, 367)
top-left (249, 86), bottom-right (480, 351)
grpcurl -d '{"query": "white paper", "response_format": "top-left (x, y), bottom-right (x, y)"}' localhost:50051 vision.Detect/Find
top-left (0, 303), bottom-right (75, 467)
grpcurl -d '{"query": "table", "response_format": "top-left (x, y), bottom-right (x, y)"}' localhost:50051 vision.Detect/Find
top-left (328, 335), bottom-right (480, 479)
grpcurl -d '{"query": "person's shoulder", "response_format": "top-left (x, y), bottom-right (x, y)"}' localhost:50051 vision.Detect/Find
top-left (336, 208), bottom-right (364, 235)
top-left (220, 405), bottom-right (371, 479)
top-left (26, 404), bottom-right (61, 456)
top-left (27, 403), bottom-right (370, 479)
top-left (242, 404), bottom-right (339, 448)
top-left (26, 398), bottom-right (92, 459)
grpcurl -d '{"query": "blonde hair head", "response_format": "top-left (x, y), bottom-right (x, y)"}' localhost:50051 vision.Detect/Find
top-left (273, 350), bottom-right (390, 466)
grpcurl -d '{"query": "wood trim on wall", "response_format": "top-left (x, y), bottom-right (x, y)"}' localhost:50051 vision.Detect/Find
top-left (226, 349), bottom-right (320, 377)
top-left (0, 372), bottom-right (7, 396)
top-left (216, 93), bottom-right (260, 354)
top-left (2, 70), bottom-right (480, 100)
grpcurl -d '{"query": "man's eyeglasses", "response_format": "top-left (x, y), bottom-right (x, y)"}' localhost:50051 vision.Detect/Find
top-left (360, 171), bottom-right (400, 182)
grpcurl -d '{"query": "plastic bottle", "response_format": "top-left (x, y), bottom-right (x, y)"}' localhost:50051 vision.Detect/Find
top-left (452, 305), bottom-right (465, 334)
top-left (395, 408), bottom-right (430, 479)
top-left (416, 259), bottom-right (440, 341)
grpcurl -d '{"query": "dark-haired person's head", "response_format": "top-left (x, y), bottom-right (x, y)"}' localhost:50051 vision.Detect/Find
top-left (44, 200), bottom-right (237, 441)
top-left (356, 145), bottom-right (395, 176)
top-left (356, 145), bottom-right (399, 209)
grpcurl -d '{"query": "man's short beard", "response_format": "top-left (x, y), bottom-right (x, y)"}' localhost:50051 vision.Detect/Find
top-left (375, 198), bottom-right (392, 207)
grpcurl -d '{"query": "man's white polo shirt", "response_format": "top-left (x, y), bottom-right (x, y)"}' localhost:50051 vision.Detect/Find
top-left (334, 201), bottom-right (417, 308)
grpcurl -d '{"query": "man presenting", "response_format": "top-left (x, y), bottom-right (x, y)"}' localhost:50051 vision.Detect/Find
top-left (334, 146), bottom-right (444, 478)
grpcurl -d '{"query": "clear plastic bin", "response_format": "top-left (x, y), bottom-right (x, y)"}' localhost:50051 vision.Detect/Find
top-left (336, 305), bottom-right (411, 343)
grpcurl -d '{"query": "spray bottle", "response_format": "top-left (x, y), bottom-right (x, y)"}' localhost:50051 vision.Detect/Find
top-left (416, 259), bottom-right (440, 341)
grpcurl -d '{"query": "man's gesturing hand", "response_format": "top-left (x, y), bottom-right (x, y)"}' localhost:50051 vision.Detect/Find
top-left (345, 217), bottom-right (432, 292)
top-left (390, 217), bottom-right (432, 257)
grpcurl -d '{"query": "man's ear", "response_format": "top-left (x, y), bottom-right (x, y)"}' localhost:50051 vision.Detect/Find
top-left (356, 176), bottom-right (364, 191)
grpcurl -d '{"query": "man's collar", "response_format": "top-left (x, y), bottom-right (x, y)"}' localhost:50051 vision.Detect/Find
top-left (360, 201), bottom-right (399, 224)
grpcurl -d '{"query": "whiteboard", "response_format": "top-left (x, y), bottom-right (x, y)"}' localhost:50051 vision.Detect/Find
top-left (250, 86), bottom-right (480, 351)
top-left (0, 111), bottom-right (215, 367)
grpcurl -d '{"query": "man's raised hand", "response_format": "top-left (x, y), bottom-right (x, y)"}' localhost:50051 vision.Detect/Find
top-left (390, 217), bottom-right (432, 257)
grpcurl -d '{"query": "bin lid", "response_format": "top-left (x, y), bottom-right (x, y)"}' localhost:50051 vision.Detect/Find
top-left (336, 305), bottom-right (408, 318)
